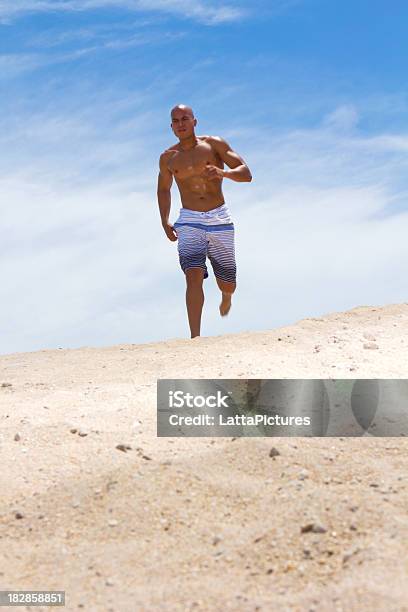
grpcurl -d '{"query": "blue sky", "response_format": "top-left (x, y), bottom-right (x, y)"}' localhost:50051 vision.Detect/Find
top-left (1, 0), bottom-right (408, 354)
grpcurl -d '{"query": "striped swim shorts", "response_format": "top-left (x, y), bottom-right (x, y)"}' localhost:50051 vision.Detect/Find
top-left (173, 203), bottom-right (236, 283)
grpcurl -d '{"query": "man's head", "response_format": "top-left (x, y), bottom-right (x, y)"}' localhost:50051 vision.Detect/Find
top-left (170, 104), bottom-right (197, 141)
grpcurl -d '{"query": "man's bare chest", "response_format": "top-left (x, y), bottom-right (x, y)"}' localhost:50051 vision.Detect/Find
top-left (167, 141), bottom-right (220, 180)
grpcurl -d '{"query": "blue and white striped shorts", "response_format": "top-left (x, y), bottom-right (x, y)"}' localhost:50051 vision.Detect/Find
top-left (173, 203), bottom-right (236, 283)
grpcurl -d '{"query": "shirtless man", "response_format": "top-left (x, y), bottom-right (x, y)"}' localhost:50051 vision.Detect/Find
top-left (157, 104), bottom-right (252, 338)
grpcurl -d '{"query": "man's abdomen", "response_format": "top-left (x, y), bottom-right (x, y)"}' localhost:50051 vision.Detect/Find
top-left (178, 181), bottom-right (224, 212)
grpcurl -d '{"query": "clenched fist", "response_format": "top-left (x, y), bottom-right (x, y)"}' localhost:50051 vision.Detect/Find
top-left (162, 222), bottom-right (178, 242)
top-left (201, 163), bottom-right (225, 181)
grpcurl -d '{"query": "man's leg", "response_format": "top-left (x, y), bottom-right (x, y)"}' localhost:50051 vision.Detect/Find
top-left (207, 226), bottom-right (237, 317)
top-left (175, 224), bottom-right (208, 338)
top-left (185, 268), bottom-right (205, 338)
top-left (216, 278), bottom-right (236, 316)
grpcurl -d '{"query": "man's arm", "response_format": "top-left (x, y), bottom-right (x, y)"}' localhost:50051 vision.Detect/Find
top-left (206, 136), bottom-right (252, 182)
top-left (157, 152), bottom-right (177, 241)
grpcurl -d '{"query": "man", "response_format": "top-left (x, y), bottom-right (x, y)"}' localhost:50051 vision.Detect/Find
top-left (157, 104), bottom-right (252, 338)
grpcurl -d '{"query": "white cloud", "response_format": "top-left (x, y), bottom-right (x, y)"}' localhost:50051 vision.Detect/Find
top-left (27, 17), bottom-right (164, 48)
top-left (0, 53), bottom-right (43, 77)
top-left (0, 28), bottom-right (184, 80)
top-left (322, 104), bottom-right (359, 131)
top-left (135, 0), bottom-right (246, 24)
top-left (353, 134), bottom-right (408, 154)
top-left (0, 0), bottom-right (247, 24)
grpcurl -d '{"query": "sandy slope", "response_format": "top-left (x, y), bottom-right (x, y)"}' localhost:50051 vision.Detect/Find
top-left (0, 303), bottom-right (408, 612)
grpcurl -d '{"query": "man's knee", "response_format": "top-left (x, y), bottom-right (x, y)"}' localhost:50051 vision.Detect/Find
top-left (185, 268), bottom-right (205, 286)
top-left (216, 277), bottom-right (236, 294)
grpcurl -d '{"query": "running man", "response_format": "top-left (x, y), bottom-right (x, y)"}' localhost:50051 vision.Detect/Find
top-left (157, 104), bottom-right (252, 338)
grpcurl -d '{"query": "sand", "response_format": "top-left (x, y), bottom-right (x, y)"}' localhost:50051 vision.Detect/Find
top-left (0, 303), bottom-right (407, 611)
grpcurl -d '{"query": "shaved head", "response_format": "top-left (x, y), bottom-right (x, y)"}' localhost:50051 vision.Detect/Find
top-left (171, 104), bottom-right (194, 118)
top-left (170, 104), bottom-right (197, 142)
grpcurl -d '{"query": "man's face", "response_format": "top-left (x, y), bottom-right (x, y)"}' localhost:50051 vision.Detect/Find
top-left (171, 110), bottom-right (196, 140)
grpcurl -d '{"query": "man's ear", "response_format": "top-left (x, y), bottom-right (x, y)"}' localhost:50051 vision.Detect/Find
top-left (194, 118), bottom-right (197, 126)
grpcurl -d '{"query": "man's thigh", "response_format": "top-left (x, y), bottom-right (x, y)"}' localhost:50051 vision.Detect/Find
top-left (207, 226), bottom-right (236, 283)
top-left (174, 224), bottom-right (209, 279)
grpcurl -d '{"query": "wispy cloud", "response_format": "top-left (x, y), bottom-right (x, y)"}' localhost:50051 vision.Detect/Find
top-left (0, 52), bottom-right (43, 77)
top-left (0, 27), bottom-right (184, 80)
top-left (0, 0), bottom-right (247, 25)
top-left (27, 17), bottom-right (161, 48)
top-left (322, 105), bottom-right (359, 131)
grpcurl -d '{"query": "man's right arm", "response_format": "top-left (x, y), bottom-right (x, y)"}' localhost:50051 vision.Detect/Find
top-left (157, 152), bottom-right (177, 242)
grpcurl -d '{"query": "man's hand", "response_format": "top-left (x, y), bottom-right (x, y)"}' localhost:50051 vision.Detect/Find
top-left (201, 163), bottom-right (224, 181)
top-left (162, 222), bottom-right (178, 242)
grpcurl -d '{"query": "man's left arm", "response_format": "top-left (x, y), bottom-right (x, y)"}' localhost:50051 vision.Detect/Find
top-left (205, 137), bottom-right (252, 182)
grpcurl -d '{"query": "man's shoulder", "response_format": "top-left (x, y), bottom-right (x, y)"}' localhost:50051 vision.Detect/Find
top-left (160, 144), bottom-right (179, 160)
top-left (200, 135), bottom-right (226, 143)
top-left (201, 135), bottom-right (228, 149)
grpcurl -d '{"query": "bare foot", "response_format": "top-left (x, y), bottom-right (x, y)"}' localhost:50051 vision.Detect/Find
top-left (219, 292), bottom-right (232, 317)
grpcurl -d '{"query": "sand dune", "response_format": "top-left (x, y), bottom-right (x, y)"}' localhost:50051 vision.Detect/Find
top-left (1, 303), bottom-right (408, 611)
